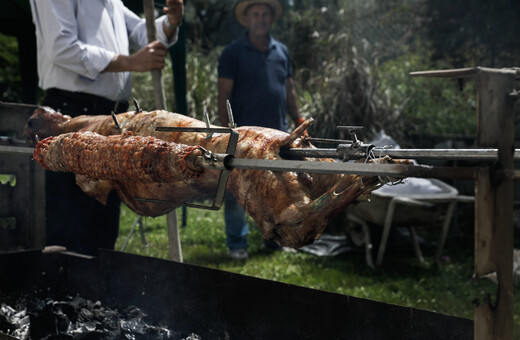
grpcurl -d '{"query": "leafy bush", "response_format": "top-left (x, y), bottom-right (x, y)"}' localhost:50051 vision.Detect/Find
top-left (0, 33), bottom-right (23, 103)
top-left (376, 50), bottom-right (476, 146)
top-left (275, 7), bottom-right (396, 141)
top-left (129, 3), bottom-right (486, 149)
top-left (131, 60), bottom-right (173, 112)
top-left (278, 6), bottom-right (482, 146)
top-left (185, 48), bottom-right (221, 123)
top-left (131, 48), bottom-right (220, 124)
top-left (425, 0), bottom-right (520, 68)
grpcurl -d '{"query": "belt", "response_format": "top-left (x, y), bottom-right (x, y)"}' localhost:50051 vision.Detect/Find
top-left (45, 88), bottom-right (129, 114)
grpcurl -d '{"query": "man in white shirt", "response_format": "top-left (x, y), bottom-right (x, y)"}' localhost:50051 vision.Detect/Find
top-left (29, 0), bottom-right (184, 256)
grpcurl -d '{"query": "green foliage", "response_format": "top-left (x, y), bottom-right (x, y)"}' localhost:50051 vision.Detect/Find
top-left (0, 33), bottom-right (22, 103)
top-left (185, 49), bottom-right (221, 123)
top-left (425, 0), bottom-right (520, 67)
top-left (298, 38), bottom-right (385, 139)
top-left (274, 7), bottom-right (398, 141)
top-left (0, 174), bottom-right (16, 187)
top-left (132, 49), bottom-right (220, 123)
top-left (131, 60), bottom-right (173, 112)
top-left (184, 0), bottom-right (238, 50)
top-left (130, 3), bottom-right (481, 146)
top-left (376, 50), bottom-right (476, 145)
top-left (275, 6), bottom-right (350, 79)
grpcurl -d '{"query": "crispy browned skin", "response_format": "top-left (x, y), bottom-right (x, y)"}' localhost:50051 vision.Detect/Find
top-left (26, 106), bottom-right (411, 248)
top-left (34, 131), bottom-right (204, 182)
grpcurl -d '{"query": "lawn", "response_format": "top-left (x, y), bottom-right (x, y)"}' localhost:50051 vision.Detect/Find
top-left (115, 204), bottom-right (520, 336)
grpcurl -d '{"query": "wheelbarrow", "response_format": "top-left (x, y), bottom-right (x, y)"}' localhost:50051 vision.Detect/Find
top-left (347, 177), bottom-right (473, 268)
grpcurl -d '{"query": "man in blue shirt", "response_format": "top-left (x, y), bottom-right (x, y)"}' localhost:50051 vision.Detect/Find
top-left (218, 0), bottom-right (304, 260)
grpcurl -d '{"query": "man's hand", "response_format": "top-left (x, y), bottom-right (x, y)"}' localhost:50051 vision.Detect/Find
top-left (163, 0), bottom-right (184, 28)
top-left (130, 41), bottom-right (167, 71)
top-left (103, 41), bottom-right (167, 73)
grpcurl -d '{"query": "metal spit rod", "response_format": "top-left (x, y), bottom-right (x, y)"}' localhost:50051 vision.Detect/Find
top-left (286, 146), bottom-right (520, 161)
top-left (200, 154), bottom-right (480, 180)
top-left (0, 145), bottom-right (34, 155)
top-left (378, 148), bottom-right (520, 161)
top-left (3, 143), bottom-right (519, 162)
top-left (2, 143), bottom-right (519, 181)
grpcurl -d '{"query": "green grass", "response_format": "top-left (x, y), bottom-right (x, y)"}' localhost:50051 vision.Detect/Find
top-left (115, 204), bottom-right (520, 335)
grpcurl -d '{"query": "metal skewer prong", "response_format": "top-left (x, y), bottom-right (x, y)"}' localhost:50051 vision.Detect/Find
top-left (226, 100), bottom-right (237, 128)
top-left (111, 111), bottom-right (121, 130)
top-left (203, 107), bottom-right (213, 140)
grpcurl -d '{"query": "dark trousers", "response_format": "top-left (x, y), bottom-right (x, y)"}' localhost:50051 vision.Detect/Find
top-left (42, 89), bottom-right (129, 256)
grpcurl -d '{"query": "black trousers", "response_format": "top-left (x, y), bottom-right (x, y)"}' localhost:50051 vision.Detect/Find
top-left (42, 89), bottom-right (129, 256)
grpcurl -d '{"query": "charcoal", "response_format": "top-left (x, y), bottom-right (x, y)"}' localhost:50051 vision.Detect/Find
top-left (29, 302), bottom-right (57, 339)
top-left (0, 312), bottom-right (14, 333)
top-left (46, 335), bottom-right (73, 339)
top-left (0, 294), bottom-right (197, 339)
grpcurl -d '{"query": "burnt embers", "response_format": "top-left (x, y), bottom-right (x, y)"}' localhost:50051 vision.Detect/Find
top-left (0, 294), bottom-right (200, 339)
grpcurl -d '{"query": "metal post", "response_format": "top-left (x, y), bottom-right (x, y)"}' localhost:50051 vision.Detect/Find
top-left (411, 67), bottom-right (517, 339)
top-left (169, 5), bottom-right (188, 227)
top-left (473, 69), bottom-right (516, 340)
top-left (167, 210), bottom-right (183, 263)
top-left (143, 0), bottom-right (167, 109)
top-left (143, 0), bottom-right (181, 262)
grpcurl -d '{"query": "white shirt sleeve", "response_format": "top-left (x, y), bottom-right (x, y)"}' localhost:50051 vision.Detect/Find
top-left (123, 6), bottom-right (179, 51)
top-left (30, 0), bottom-right (115, 81)
top-left (156, 15), bottom-right (180, 47)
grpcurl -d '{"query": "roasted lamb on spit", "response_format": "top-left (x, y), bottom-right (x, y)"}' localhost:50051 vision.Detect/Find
top-left (33, 131), bottom-right (205, 183)
top-left (26, 106), bottom-right (408, 248)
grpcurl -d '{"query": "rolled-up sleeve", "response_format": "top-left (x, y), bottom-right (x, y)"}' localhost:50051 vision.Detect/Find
top-left (156, 16), bottom-right (179, 47)
top-left (76, 42), bottom-right (115, 80)
top-left (31, 0), bottom-right (116, 80)
top-left (124, 6), bottom-right (178, 50)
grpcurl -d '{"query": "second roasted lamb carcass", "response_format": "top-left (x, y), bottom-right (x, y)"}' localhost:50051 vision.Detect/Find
top-left (27, 107), bottom-right (405, 248)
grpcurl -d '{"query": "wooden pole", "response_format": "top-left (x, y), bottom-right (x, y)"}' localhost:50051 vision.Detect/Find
top-left (167, 211), bottom-right (183, 262)
top-left (474, 69), bottom-right (516, 340)
top-left (143, 0), bottom-right (166, 110)
top-left (411, 67), bottom-right (517, 339)
top-left (143, 0), bottom-right (181, 262)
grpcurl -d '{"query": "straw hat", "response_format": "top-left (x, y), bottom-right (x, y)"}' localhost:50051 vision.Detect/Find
top-left (234, 0), bottom-right (283, 27)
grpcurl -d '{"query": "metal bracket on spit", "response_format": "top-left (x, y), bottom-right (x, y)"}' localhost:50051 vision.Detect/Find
top-left (336, 126), bottom-right (373, 161)
top-left (337, 126), bottom-right (363, 148)
top-left (288, 126), bottom-right (374, 161)
top-left (134, 125), bottom-right (239, 211)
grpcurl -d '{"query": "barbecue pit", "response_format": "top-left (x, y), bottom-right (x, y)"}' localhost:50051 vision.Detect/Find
top-left (0, 249), bottom-right (473, 339)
